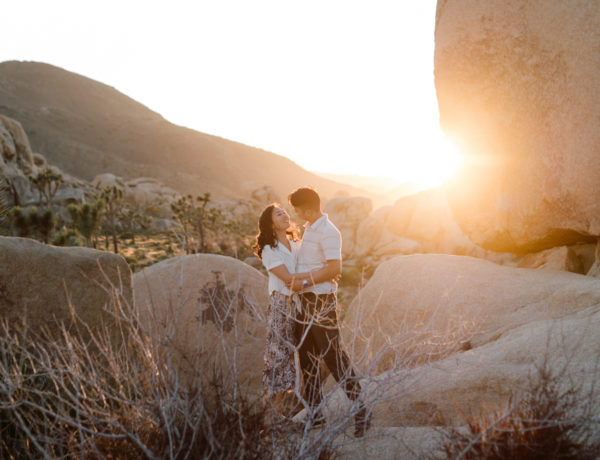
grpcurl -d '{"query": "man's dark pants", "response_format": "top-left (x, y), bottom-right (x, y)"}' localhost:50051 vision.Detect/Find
top-left (293, 292), bottom-right (362, 409)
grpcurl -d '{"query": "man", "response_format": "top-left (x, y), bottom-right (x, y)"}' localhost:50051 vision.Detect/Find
top-left (287, 186), bottom-right (371, 437)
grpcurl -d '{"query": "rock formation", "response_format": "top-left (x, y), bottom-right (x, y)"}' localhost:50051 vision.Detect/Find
top-left (132, 254), bottom-right (268, 400)
top-left (341, 253), bottom-right (600, 426)
top-left (435, 0), bottom-right (600, 253)
top-left (516, 245), bottom-right (583, 273)
top-left (0, 236), bottom-right (132, 334)
top-left (343, 254), bottom-right (600, 374)
top-left (324, 196), bottom-right (372, 257)
top-left (91, 173), bottom-right (179, 217)
top-left (0, 114), bottom-right (89, 207)
top-left (351, 188), bottom-right (509, 264)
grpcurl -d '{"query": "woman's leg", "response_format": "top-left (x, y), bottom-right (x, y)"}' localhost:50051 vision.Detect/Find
top-left (263, 293), bottom-right (297, 425)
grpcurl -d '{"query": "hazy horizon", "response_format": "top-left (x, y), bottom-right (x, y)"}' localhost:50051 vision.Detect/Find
top-left (0, 1), bottom-right (462, 189)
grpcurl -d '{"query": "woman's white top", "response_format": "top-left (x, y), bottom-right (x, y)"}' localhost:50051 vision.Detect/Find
top-left (261, 240), bottom-right (300, 296)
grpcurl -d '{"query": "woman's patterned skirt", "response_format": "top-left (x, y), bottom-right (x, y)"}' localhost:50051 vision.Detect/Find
top-left (263, 291), bottom-right (297, 398)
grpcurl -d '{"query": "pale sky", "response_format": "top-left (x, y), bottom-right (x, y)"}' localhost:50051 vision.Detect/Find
top-left (1, 0), bottom-right (461, 188)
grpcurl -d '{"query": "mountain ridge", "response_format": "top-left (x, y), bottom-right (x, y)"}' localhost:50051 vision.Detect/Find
top-left (0, 60), bottom-right (370, 201)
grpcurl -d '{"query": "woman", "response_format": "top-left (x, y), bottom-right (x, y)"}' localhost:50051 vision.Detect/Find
top-left (253, 204), bottom-right (301, 427)
top-left (253, 204), bottom-right (333, 427)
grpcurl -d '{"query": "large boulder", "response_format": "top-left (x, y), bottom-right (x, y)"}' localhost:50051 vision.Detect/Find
top-left (90, 173), bottom-right (125, 190)
top-left (0, 236), bottom-right (132, 335)
top-left (341, 254), bottom-right (600, 426)
top-left (353, 188), bottom-right (508, 263)
top-left (324, 196), bottom-right (372, 257)
top-left (132, 254), bottom-right (268, 400)
top-left (125, 177), bottom-right (179, 211)
top-left (343, 254), bottom-right (600, 374)
top-left (435, 0), bottom-right (600, 253)
top-left (386, 188), bottom-right (479, 255)
top-left (361, 307), bottom-right (600, 427)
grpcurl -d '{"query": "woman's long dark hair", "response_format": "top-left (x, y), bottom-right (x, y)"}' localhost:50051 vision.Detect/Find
top-left (252, 203), bottom-right (298, 260)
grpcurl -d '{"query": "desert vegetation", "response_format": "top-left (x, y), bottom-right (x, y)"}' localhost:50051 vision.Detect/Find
top-left (0, 262), bottom-right (367, 459)
top-left (0, 168), bottom-right (259, 273)
top-left (441, 356), bottom-right (600, 459)
top-left (1, 259), bottom-right (599, 459)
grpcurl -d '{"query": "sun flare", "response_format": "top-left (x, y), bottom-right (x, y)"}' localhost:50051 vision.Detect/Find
top-left (402, 133), bottom-right (464, 189)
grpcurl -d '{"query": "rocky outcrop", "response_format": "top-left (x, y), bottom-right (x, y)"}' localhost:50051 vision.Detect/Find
top-left (365, 306), bottom-right (600, 427)
top-left (0, 236), bottom-right (132, 334)
top-left (0, 115), bottom-right (37, 205)
top-left (251, 185), bottom-right (279, 206)
top-left (132, 254), bottom-right (268, 400)
top-left (343, 254), bottom-right (600, 374)
top-left (125, 177), bottom-right (179, 212)
top-left (352, 188), bottom-right (508, 263)
top-left (90, 173), bottom-right (124, 190)
top-left (435, 0), bottom-right (600, 253)
top-left (324, 197), bottom-right (372, 257)
top-left (91, 173), bottom-right (179, 217)
top-left (0, 114), bottom-right (90, 207)
top-left (0, 114), bottom-right (34, 172)
top-left (341, 254), bottom-right (600, 426)
top-left (516, 245), bottom-right (583, 273)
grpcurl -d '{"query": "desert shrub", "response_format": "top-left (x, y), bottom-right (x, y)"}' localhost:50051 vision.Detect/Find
top-left (9, 205), bottom-right (57, 243)
top-left (52, 226), bottom-right (82, 246)
top-left (67, 200), bottom-right (104, 248)
top-left (338, 257), bottom-right (375, 289)
top-left (442, 357), bottom-right (600, 459)
top-left (0, 273), bottom-right (342, 459)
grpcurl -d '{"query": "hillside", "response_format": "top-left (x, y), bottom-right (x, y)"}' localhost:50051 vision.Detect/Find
top-left (0, 61), bottom-right (370, 201)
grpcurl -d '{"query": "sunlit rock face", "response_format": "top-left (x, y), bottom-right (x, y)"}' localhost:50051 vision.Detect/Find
top-left (435, 0), bottom-right (600, 253)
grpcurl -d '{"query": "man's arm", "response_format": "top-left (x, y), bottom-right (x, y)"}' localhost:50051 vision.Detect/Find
top-left (288, 259), bottom-right (341, 291)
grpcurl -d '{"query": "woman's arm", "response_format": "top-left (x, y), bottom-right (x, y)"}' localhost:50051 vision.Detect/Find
top-left (268, 264), bottom-right (296, 283)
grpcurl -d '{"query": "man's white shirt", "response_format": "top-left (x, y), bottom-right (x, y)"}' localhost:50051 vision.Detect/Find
top-left (296, 214), bottom-right (342, 295)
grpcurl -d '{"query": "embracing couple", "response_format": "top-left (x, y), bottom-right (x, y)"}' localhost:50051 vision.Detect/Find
top-left (253, 186), bottom-right (371, 437)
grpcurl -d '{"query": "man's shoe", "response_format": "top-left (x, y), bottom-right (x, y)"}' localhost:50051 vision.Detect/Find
top-left (354, 406), bottom-right (372, 438)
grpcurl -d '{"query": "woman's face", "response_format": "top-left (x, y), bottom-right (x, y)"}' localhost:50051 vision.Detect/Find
top-left (271, 206), bottom-right (290, 232)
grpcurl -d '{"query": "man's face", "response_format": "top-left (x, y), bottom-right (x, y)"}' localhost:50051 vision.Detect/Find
top-left (293, 206), bottom-right (310, 222)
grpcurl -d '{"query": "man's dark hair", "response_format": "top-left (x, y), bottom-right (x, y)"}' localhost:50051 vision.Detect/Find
top-left (288, 187), bottom-right (320, 211)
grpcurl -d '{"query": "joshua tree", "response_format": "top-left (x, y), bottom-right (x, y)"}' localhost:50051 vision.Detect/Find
top-left (29, 168), bottom-right (63, 208)
top-left (171, 192), bottom-right (223, 254)
top-left (67, 201), bottom-right (104, 248)
top-left (8, 206), bottom-right (29, 237)
top-left (99, 186), bottom-right (123, 253)
top-left (9, 206), bottom-right (57, 244)
top-left (118, 204), bottom-right (149, 245)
